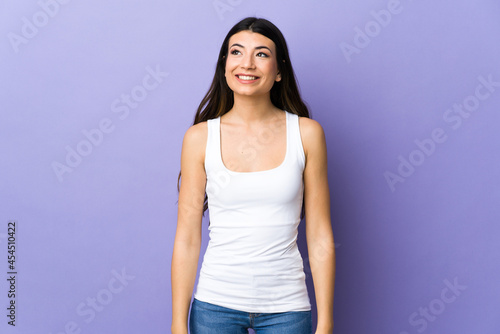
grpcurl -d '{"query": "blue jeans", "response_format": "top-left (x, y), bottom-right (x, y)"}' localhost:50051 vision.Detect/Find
top-left (189, 298), bottom-right (312, 334)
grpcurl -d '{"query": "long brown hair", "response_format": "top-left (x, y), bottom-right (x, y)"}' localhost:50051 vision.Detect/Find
top-left (179, 17), bottom-right (310, 213)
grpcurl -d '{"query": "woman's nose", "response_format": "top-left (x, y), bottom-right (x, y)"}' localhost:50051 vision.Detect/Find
top-left (240, 54), bottom-right (255, 69)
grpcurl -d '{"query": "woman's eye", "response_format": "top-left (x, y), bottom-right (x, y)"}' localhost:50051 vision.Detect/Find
top-left (257, 52), bottom-right (269, 58)
top-left (230, 49), bottom-right (241, 55)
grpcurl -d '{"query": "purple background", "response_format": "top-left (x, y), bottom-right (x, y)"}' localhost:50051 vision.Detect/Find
top-left (1, 1), bottom-right (499, 333)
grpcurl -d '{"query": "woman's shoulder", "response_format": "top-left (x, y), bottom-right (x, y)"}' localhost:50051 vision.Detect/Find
top-left (183, 121), bottom-right (208, 143)
top-left (298, 116), bottom-right (326, 156)
top-left (182, 121), bottom-right (208, 160)
top-left (298, 116), bottom-right (325, 140)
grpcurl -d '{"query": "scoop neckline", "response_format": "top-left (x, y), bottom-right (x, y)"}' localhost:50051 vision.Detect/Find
top-left (218, 111), bottom-right (289, 175)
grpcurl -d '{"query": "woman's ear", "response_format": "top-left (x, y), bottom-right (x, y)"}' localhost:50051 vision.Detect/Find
top-left (276, 59), bottom-right (285, 82)
top-left (276, 72), bottom-right (282, 82)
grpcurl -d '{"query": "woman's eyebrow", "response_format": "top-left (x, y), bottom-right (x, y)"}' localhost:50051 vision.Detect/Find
top-left (229, 43), bottom-right (244, 49)
top-left (255, 46), bottom-right (273, 54)
top-left (229, 43), bottom-right (273, 54)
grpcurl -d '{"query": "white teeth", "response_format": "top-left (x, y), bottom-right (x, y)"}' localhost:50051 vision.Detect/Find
top-left (238, 75), bottom-right (257, 80)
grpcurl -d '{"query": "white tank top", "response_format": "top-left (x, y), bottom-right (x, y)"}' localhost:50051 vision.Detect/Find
top-left (193, 111), bottom-right (311, 313)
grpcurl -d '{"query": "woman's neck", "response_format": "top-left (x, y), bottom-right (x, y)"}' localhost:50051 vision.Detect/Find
top-left (226, 93), bottom-right (281, 124)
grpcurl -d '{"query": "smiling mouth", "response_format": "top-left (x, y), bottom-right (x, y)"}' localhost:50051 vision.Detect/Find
top-left (236, 75), bottom-right (259, 80)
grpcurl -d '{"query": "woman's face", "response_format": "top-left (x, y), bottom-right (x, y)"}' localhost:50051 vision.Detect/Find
top-left (224, 30), bottom-right (281, 98)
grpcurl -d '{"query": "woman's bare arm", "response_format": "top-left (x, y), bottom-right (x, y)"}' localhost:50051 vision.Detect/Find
top-left (171, 123), bottom-right (207, 334)
top-left (301, 117), bottom-right (335, 334)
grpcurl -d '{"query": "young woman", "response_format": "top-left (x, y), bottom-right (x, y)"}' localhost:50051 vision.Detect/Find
top-left (171, 17), bottom-right (335, 334)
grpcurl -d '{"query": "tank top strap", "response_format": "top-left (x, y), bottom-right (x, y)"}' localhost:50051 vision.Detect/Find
top-left (286, 112), bottom-right (306, 169)
top-left (205, 117), bottom-right (222, 172)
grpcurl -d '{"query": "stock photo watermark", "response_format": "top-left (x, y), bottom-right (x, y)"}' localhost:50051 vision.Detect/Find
top-left (339, 0), bottom-right (407, 63)
top-left (49, 267), bottom-right (135, 334)
top-left (5, 220), bottom-right (18, 327)
top-left (213, 0), bottom-right (244, 21)
top-left (384, 73), bottom-right (499, 192)
top-left (7, 0), bottom-right (72, 53)
top-left (398, 277), bottom-right (467, 334)
top-left (51, 64), bottom-right (169, 182)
